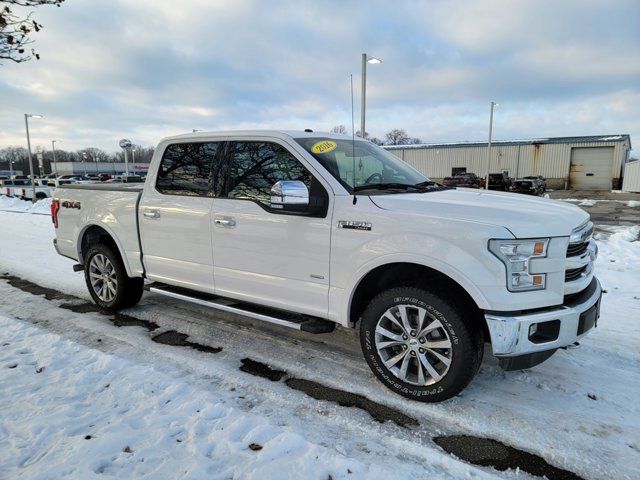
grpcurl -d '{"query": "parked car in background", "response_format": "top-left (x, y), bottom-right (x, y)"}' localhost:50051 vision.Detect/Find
top-left (510, 179), bottom-right (544, 196)
top-left (70, 176), bottom-right (97, 184)
top-left (122, 175), bottom-right (144, 183)
top-left (487, 172), bottom-right (512, 191)
top-left (13, 179), bottom-right (53, 200)
top-left (53, 175), bottom-right (80, 186)
top-left (442, 172), bottom-right (482, 188)
top-left (1, 178), bottom-right (30, 196)
top-left (523, 175), bottom-right (547, 192)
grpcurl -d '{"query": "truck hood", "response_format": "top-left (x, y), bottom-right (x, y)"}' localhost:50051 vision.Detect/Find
top-left (369, 188), bottom-right (589, 238)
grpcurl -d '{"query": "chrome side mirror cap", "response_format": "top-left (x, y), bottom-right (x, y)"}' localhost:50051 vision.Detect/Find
top-left (270, 180), bottom-right (309, 210)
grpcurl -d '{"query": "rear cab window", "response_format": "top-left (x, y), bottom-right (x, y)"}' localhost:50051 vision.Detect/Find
top-left (156, 142), bottom-right (221, 196)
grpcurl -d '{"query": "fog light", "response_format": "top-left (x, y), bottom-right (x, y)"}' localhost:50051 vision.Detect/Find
top-left (528, 320), bottom-right (561, 344)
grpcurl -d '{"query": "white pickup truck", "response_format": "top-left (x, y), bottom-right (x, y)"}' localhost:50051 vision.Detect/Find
top-left (52, 131), bottom-right (601, 402)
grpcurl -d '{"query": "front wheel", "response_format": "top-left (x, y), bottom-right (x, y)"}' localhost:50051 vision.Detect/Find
top-left (360, 287), bottom-right (483, 402)
top-left (84, 243), bottom-right (143, 312)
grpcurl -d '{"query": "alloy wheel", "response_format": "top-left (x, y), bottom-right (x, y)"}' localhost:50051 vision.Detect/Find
top-left (374, 304), bottom-right (453, 386)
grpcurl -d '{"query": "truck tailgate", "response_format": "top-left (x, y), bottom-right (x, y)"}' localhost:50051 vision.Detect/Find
top-left (53, 184), bottom-right (144, 276)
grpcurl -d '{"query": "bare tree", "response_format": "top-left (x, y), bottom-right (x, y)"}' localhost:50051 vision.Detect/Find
top-left (130, 144), bottom-right (155, 163)
top-left (369, 137), bottom-right (384, 146)
top-left (78, 147), bottom-right (110, 163)
top-left (384, 129), bottom-right (410, 145)
top-left (331, 125), bottom-right (348, 135)
top-left (0, 0), bottom-right (65, 64)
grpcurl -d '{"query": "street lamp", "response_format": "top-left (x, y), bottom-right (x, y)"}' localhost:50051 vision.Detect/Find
top-left (360, 53), bottom-right (382, 140)
top-left (484, 101), bottom-right (499, 190)
top-left (24, 113), bottom-right (44, 203)
top-left (51, 140), bottom-right (60, 176)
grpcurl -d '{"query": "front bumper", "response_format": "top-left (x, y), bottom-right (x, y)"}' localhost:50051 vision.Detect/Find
top-left (485, 277), bottom-right (601, 360)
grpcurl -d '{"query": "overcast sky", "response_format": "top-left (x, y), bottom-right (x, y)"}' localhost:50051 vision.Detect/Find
top-left (1, 0), bottom-right (638, 154)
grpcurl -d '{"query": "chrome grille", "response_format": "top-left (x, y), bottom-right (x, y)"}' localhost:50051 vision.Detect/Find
top-left (566, 241), bottom-right (588, 257)
top-left (564, 220), bottom-right (596, 295)
top-left (565, 265), bottom-right (587, 281)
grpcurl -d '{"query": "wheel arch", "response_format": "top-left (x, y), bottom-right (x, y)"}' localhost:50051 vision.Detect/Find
top-left (347, 261), bottom-right (488, 337)
top-left (77, 224), bottom-right (134, 276)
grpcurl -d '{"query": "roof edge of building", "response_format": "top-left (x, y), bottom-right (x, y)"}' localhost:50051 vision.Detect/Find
top-left (383, 134), bottom-right (631, 150)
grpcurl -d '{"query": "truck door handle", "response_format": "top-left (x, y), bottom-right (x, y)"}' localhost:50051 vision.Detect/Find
top-left (214, 216), bottom-right (236, 227)
top-left (143, 209), bottom-right (160, 219)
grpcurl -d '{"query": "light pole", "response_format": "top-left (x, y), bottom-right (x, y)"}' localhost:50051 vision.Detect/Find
top-left (82, 152), bottom-right (88, 175)
top-left (360, 53), bottom-right (382, 140)
top-left (484, 101), bottom-right (499, 190)
top-left (51, 140), bottom-right (59, 176)
top-left (24, 113), bottom-right (44, 202)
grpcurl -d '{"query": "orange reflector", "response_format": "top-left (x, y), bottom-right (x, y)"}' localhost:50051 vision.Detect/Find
top-left (533, 275), bottom-right (543, 285)
top-left (534, 242), bottom-right (545, 255)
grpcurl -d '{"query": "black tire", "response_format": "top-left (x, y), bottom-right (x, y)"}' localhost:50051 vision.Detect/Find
top-left (360, 287), bottom-right (483, 402)
top-left (84, 243), bottom-right (143, 312)
top-left (35, 192), bottom-right (47, 200)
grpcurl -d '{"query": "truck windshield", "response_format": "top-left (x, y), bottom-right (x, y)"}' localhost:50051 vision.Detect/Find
top-left (294, 137), bottom-right (430, 194)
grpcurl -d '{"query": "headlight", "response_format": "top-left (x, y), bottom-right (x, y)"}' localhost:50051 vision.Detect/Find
top-left (489, 239), bottom-right (549, 292)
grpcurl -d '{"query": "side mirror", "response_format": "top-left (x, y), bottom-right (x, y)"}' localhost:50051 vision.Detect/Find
top-left (270, 180), bottom-right (309, 212)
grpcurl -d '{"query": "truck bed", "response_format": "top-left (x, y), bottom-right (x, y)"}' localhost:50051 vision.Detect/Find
top-left (58, 183), bottom-right (144, 192)
top-left (53, 184), bottom-right (144, 277)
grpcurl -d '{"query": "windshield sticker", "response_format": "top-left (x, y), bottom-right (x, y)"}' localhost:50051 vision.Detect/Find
top-left (311, 140), bottom-right (337, 154)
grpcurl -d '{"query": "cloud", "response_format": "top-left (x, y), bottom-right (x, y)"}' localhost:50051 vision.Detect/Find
top-left (0, 0), bottom-right (638, 154)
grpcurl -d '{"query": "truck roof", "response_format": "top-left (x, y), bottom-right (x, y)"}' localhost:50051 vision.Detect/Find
top-left (161, 130), bottom-right (356, 143)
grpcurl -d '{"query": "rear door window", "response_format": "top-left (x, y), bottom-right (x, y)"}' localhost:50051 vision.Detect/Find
top-left (156, 142), bottom-right (221, 196)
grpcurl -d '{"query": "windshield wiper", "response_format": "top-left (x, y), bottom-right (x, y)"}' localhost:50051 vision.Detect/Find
top-left (354, 181), bottom-right (450, 193)
top-left (414, 180), bottom-right (452, 191)
top-left (353, 182), bottom-right (417, 192)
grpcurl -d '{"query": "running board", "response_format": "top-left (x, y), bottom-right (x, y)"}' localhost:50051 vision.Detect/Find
top-left (148, 284), bottom-right (335, 334)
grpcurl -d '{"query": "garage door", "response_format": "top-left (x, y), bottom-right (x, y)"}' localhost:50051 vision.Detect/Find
top-left (569, 147), bottom-right (613, 190)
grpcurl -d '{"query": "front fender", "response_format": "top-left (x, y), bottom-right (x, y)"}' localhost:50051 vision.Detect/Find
top-left (329, 220), bottom-right (512, 326)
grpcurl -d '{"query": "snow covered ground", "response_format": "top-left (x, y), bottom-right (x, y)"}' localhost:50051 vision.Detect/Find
top-left (1, 197), bottom-right (639, 479)
top-left (558, 198), bottom-right (640, 208)
top-left (0, 195), bottom-right (52, 215)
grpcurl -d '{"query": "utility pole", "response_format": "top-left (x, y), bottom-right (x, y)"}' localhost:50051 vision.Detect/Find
top-left (484, 101), bottom-right (498, 190)
top-left (24, 113), bottom-right (44, 203)
top-left (360, 53), bottom-right (382, 139)
top-left (51, 140), bottom-right (59, 176)
top-left (360, 53), bottom-right (367, 139)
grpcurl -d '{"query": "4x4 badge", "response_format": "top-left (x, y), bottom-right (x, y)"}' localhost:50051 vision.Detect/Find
top-left (338, 220), bottom-right (372, 231)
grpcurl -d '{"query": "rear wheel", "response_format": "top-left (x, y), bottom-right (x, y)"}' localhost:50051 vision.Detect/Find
top-left (360, 287), bottom-right (482, 402)
top-left (84, 243), bottom-right (143, 312)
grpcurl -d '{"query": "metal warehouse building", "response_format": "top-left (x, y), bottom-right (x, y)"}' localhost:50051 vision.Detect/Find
top-left (385, 134), bottom-right (631, 190)
top-left (622, 160), bottom-right (640, 193)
